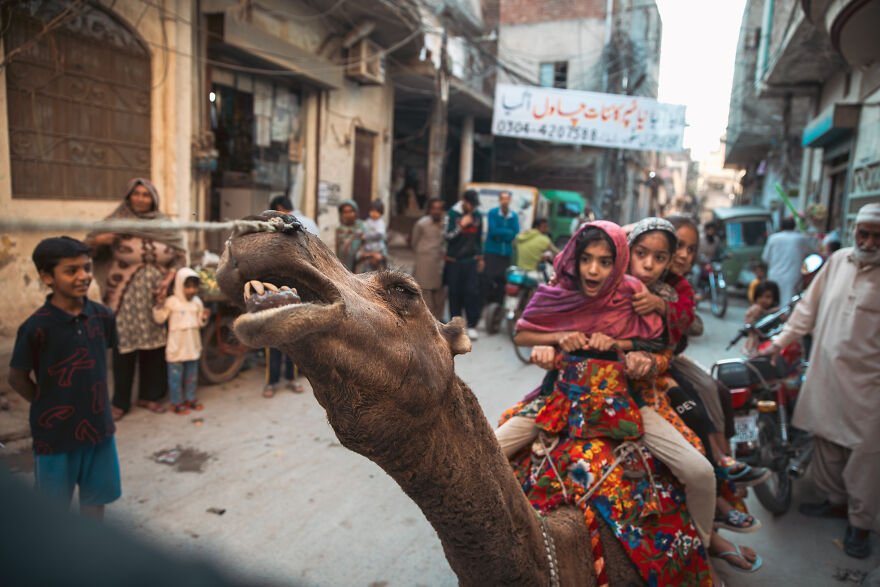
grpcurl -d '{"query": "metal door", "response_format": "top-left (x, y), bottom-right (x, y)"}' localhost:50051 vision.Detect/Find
top-left (352, 128), bottom-right (376, 214)
top-left (4, 5), bottom-right (151, 199)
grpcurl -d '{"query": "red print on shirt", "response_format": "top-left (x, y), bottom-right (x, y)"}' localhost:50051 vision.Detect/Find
top-left (75, 420), bottom-right (99, 444)
top-left (38, 405), bottom-right (75, 428)
top-left (91, 381), bottom-right (106, 414)
top-left (87, 314), bottom-right (107, 339)
top-left (48, 348), bottom-right (94, 387)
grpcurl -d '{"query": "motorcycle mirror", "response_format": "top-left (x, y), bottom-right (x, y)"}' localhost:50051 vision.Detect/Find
top-left (802, 253), bottom-right (823, 274)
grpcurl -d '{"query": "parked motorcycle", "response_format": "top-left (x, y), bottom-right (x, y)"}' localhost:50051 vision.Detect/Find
top-left (693, 258), bottom-right (728, 318)
top-left (713, 301), bottom-right (810, 514)
top-left (503, 265), bottom-right (548, 364)
top-left (712, 253), bottom-right (824, 514)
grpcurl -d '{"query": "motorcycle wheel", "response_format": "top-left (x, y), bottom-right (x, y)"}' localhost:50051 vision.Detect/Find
top-left (710, 282), bottom-right (728, 318)
top-left (484, 302), bottom-right (503, 335)
top-left (507, 292), bottom-right (532, 364)
top-left (753, 413), bottom-right (793, 515)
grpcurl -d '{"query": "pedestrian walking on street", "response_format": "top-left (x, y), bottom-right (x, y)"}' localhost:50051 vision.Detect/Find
top-left (443, 190), bottom-right (483, 340)
top-left (411, 198), bottom-right (447, 320)
top-left (755, 203), bottom-right (880, 559)
top-left (761, 216), bottom-right (814, 303)
top-left (264, 349), bottom-right (303, 397)
top-left (8, 237), bottom-right (121, 517)
top-left (481, 191), bottom-right (519, 331)
top-left (85, 178), bottom-right (187, 419)
top-left (152, 268), bottom-right (210, 415)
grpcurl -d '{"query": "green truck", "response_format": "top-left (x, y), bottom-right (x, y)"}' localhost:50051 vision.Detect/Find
top-left (536, 189), bottom-right (586, 248)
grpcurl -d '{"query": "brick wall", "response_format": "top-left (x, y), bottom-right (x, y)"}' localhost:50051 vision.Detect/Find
top-left (500, 0), bottom-right (607, 25)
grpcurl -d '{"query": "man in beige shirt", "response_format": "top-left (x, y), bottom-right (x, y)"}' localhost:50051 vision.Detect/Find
top-left (757, 203), bottom-right (880, 559)
top-left (411, 198), bottom-right (447, 320)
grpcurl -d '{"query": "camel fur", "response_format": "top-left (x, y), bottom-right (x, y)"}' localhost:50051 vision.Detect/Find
top-left (217, 211), bottom-right (645, 586)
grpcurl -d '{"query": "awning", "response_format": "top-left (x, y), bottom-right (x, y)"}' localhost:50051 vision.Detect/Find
top-left (206, 9), bottom-right (344, 90)
top-left (802, 103), bottom-right (861, 148)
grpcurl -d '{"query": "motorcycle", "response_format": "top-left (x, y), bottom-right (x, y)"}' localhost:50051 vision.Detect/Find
top-left (711, 253), bottom-right (824, 514)
top-left (503, 264), bottom-right (548, 364)
top-left (693, 257), bottom-right (728, 318)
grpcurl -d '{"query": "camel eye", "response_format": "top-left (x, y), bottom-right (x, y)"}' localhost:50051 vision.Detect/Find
top-left (391, 284), bottom-right (415, 296)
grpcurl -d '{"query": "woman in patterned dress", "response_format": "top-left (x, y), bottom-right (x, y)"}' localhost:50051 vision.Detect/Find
top-left (87, 179), bottom-right (186, 420)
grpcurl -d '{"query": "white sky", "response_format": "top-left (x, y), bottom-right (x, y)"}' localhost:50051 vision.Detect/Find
top-left (656, 0), bottom-right (747, 161)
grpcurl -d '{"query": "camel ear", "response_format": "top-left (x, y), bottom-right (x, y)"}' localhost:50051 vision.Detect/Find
top-left (442, 316), bottom-right (471, 356)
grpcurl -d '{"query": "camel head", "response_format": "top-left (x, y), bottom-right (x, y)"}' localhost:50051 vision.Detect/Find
top-left (216, 211), bottom-right (472, 455)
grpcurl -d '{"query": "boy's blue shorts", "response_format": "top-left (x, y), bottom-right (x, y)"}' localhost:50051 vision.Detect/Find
top-left (33, 436), bottom-right (122, 507)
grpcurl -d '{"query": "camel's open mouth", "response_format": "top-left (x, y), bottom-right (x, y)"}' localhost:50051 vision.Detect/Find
top-left (231, 265), bottom-right (345, 348)
top-left (243, 278), bottom-right (305, 313)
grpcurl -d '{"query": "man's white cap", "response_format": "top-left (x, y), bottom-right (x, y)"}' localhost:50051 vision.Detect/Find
top-left (856, 202), bottom-right (880, 225)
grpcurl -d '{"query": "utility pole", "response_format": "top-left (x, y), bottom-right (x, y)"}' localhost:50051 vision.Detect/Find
top-left (427, 27), bottom-right (449, 201)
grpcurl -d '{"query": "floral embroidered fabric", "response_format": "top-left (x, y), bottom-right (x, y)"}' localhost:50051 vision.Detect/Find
top-left (500, 354), bottom-right (711, 586)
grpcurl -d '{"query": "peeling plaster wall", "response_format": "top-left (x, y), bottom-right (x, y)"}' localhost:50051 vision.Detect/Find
top-left (316, 80), bottom-right (395, 248)
top-left (497, 19), bottom-right (606, 89)
top-left (0, 0), bottom-right (193, 335)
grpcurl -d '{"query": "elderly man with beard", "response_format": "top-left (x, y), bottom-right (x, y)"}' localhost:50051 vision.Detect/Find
top-left (756, 202), bottom-right (880, 559)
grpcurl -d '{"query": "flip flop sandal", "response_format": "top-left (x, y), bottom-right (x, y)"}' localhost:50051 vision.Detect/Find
top-left (111, 406), bottom-right (126, 421)
top-left (714, 509), bottom-right (762, 533)
top-left (263, 384), bottom-right (276, 398)
top-left (287, 381), bottom-right (305, 393)
top-left (713, 543), bottom-right (762, 572)
top-left (717, 456), bottom-right (747, 478)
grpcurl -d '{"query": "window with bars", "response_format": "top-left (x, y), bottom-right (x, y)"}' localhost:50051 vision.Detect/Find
top-left (539, 61), bottom-right (568, 89)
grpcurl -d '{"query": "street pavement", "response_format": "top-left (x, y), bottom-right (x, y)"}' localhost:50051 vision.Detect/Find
top-left (2, 295), bottom-right (878, 586)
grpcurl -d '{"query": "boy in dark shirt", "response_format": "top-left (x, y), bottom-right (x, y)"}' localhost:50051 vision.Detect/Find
top-left (443, 189), bottom-right (484, 340)
top-left (8, 237), bottom-right (121, 517)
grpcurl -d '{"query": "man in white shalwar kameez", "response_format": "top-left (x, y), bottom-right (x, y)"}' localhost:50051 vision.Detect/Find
top-left (761, 216), bottom-right (815, 303)
top-left (757, 203), bottom-right (880, 559)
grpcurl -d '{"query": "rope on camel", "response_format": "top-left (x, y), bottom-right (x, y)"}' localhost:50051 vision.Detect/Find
top-left (0, 216), bottom-right (297, 236)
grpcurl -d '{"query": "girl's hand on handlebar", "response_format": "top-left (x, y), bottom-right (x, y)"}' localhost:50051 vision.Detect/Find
top-left (557, 331), bottom-right (588, 352)
top-left (587, 332), bottom-right (617, 352)
top-left (530, 345), bottom-right (557, 370)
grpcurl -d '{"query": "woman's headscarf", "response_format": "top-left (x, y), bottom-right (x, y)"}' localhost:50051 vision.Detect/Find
top-left (627, 217), bottom-right (677, 249)
top-left (335, 199), bottom-right (366, 271)
top-left (87, 178), bottom-right (186, 252)
top-left (516, 220), bottom-right (664, 340)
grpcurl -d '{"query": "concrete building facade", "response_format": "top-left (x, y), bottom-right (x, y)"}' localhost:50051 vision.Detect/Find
top-left (0, 0), bottom-right (494, 334)
top-left (725, 0), bottom-right (880, 238)
top-left (495, 0), bottom-right (664, 224)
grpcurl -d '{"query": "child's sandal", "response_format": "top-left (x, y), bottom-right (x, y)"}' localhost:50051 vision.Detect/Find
top-left (172, 403), bottom-right (190, 415)
top-left (187, 400), bottom-right (204, 411)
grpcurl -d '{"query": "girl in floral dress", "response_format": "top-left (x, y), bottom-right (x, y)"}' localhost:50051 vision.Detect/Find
top-left (495, 221), bottom-right (716, 585)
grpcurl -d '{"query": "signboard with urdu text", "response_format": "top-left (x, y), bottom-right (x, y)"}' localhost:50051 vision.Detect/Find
top-left (492, 83), bottom-right (687, 152)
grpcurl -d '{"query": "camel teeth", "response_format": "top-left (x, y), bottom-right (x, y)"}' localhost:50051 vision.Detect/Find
top-left (291, 287), bottom-right (298, 295)
top-left (244, 281), bottom-right (252, 301)
top-left (280, 286), bottom-right (291, 291)
top-left (263, 282), bottom-right (279, 293)
top-left (250, 280), bottom-right (265, 295)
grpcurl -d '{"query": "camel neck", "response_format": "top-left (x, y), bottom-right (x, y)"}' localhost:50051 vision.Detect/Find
top-left (380, 377), bottom-right (549, 585)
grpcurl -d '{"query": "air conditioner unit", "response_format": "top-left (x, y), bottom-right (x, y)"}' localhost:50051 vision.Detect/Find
top-left (346, 39), bottom-right (386, 85)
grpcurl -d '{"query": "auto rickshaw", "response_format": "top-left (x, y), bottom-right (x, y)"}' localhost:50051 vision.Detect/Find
top-left (711, 206), bottom-right (773, 287)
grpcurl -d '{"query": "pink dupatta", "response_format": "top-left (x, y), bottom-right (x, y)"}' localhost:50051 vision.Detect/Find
top-left (516, 220), bottom-right (664, 340)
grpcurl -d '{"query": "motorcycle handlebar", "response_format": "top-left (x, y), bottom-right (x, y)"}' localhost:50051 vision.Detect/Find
top-left (726, 328), bottom-right (747, 350)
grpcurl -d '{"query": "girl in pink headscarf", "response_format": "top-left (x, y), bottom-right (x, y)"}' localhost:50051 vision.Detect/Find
top-left (495, 221), bottom-right (718, 558)
top-left (495, 221), bottom-right (665, 456)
